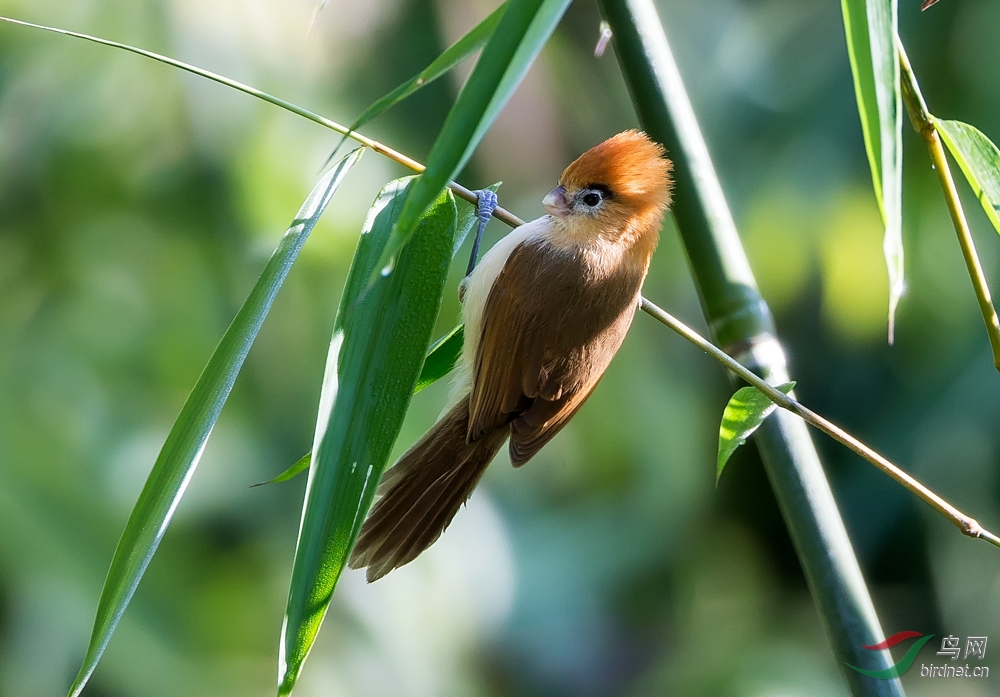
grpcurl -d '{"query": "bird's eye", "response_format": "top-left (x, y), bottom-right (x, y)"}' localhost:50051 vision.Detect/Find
top-left (581, 191), bottom-right (602, 207)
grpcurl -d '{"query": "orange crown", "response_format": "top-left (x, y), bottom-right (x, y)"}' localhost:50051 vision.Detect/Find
top-left (559, 130), bottom-right (673, 215)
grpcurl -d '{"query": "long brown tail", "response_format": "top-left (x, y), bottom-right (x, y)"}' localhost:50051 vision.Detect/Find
top-left (348, 395), bottom-right (509, 582)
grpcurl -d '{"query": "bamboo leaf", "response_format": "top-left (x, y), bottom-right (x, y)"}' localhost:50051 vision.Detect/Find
top-left (936, 119), bottom-right (1000, 236)
top-left (279, 177), bottom-right (458, 696)
top-left (255, 179), bottom-right (493, 490)
top-left (841, 0), bottom-right (883, 213)
top-left (252, 452), bottom-right (312, 488)
top-left (415, 324), bottom-right (465, 393)
top-left (841, 0), bottom-right (902, 341)
top-left (373, 0), bottom-right (571, 277)
top-left (67, 149), bottom-right (363, 697)
top-left (331, 5), bottom-right (506, 158)
top-left (717, 382), bottom-right (795, 483)
top-left (254, 323), bottom-right (466, 488)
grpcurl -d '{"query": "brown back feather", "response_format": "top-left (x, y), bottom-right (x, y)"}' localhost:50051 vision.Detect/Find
top-left (349, 396), bottom-right (508, 582)
top-left (469, 240), bottom-right (646, 467)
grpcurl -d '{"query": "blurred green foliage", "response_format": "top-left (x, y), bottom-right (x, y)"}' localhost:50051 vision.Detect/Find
top-left (1, 1), bottom-right (999, 696)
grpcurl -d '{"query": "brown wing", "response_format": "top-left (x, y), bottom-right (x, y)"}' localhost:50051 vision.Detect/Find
top-left (468, 240), bottom-right (644, 467)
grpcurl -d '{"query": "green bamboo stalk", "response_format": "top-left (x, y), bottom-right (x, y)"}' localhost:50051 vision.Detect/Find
top-left (599, 1), bottom-right (902, 694)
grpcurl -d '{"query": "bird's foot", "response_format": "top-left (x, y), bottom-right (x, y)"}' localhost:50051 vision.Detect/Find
top-left (466, 189), bottom-right (498, 277)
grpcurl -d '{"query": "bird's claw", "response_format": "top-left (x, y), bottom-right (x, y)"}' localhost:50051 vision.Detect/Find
top-left (467, 189), bottom-right (498, 277)
top-left (476, 189), bottom-right (498, 222)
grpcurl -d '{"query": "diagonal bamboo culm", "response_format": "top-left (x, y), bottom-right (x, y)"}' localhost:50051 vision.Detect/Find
top-left (600, 2), bottom-right (900, 694)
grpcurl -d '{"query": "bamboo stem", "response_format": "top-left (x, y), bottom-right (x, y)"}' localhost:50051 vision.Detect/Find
top-left (598, 2), bottom-right (901, 694)
top-left (897, 38), bottom-right (1000, 371)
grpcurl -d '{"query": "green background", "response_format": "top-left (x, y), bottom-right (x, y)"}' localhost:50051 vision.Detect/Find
top-left (0, 0), bottom-right (998, 695)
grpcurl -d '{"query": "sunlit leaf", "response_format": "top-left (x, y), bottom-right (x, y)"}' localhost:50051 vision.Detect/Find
top-left (279, 177), bottom-right (458, 696)
top-left (841, 0), bottom-right (902, 341)
top-left (717, 382), bottom-right (795, 483)
top-left (254, 323), bottom-right (465, 488)
top-left (67, 148), bottom-right (363, 697)
top-left (936, 119), bottom-right (1000, 236)
top-left (373, 0), bottom-right (571, 277)
top-left (842, 1), bottom-right (881, 213)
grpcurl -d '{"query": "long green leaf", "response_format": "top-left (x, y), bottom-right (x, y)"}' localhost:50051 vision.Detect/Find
top-left (841, 0), bottom-right (902, 341)
top-left (279, 178), bottom-right (458, 696)
top-left (842, 0), bottom-right (882, 213)
top-left (253, 322), bottom-right (466, 488)
top-left (255, 178), bottom-right (493, 490)
top-left (717, 382), bottom-right (795, 483)
top-left (374, 0), bottom-right (571, 276)
top-left (331, 4), bottom-right (506, 158)
top-left (67, 149), bottom-right (363, 697)
top-left (936, 119), bottom-right (1000, 236)
top-left (415, 324), bottom-right (465, 393)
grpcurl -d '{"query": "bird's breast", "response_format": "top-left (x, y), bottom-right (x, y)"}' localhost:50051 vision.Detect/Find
top-left (454, 214), bottom-right (648, 399)
top-left (455, 216), bottom-right (555, 393)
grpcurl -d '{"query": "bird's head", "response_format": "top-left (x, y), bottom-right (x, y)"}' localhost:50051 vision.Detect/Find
top-left (542, 130), bottom-right (673, 245)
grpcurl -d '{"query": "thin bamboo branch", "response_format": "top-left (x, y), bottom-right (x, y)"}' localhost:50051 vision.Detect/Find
top-left (639, 298), bottom-right (1000, 548)
top-left (897, 38), bottom-right (1000, 371)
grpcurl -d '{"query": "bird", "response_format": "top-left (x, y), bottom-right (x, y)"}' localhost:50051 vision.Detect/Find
top-left (349, 130), bottom-right (673, 581)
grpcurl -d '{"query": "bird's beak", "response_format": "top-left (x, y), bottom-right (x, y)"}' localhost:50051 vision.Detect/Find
top-left (542, 185), bottom-right (571, 217)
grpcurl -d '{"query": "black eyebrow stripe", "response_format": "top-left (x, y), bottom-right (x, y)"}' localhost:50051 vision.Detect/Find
top-left (584, 183), bottom-right (613, 198)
